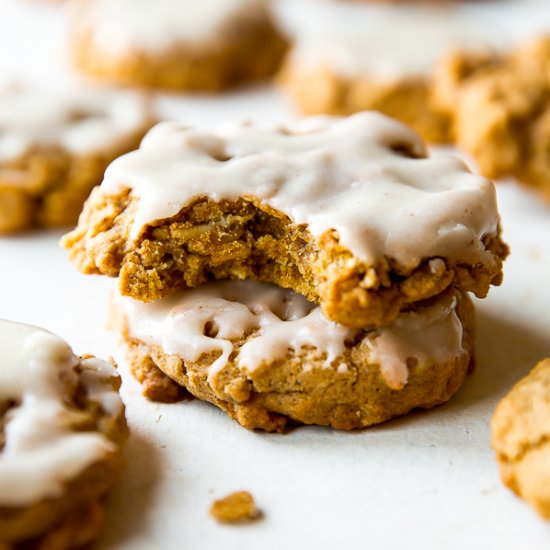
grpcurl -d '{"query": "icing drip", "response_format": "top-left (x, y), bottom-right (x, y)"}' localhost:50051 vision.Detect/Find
top-left (0, 320), bottom-right (119, 507)
top-left (0, 85), bottom-right (150, 162)
top-left (101, 112), bottom-right (500, 270)
top-left (75, 0), bottom-right (267, 55)
top-left (117, 281), bottom-right (465, 388)
top-left (365, 294), bottom-right (465, 390)
top-left (118, 280), bottom-right (355, 380)
top-left (273, 0), bottom-right (550, 78)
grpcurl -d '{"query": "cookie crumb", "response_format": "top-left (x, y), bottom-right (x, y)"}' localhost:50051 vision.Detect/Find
top-left (209, 491), bottom-right (261, 524)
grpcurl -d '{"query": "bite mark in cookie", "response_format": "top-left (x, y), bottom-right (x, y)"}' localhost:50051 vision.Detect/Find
top-left (63, 112), bottom-right (507, 329)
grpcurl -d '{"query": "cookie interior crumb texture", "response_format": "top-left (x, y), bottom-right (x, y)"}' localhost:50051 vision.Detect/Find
top-left (491, 358), bottom-right (550, 520)
top-left (62, 112), bottom-right (507, 329)
top-left (210, 491), bottom-right (261, 524)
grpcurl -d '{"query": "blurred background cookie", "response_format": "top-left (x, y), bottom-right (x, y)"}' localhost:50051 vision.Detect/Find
top-left (273, 0), bottom-right (550, 143)
top-left (70, 0), bottom-right (287, 92)
top-left (0, 84), bottom-right (153, 234)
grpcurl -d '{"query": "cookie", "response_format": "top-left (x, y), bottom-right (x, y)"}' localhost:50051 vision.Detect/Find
top-left (491, 359), bottom-right (550, 520)
top-left (111, 280), bottom-right (475, 432)
top-left (436, 37), bottom-right (550, 201)
top-left (71, 0), bottom-right (287, 92)
top-left (274, 0), bottom-right (545, 143)
top-left (63, 112), bottom-right (507, 329)
top-left (0, 320), bottom-right (127, 549)
top-left (0, 84), bottom-right (153, 234)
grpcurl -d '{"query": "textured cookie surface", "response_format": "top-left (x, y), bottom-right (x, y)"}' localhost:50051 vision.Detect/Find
top-left (0, 320), bottom-right (127, 549)
top-left (71, 0), bottom-right (287, 91)
top-left (112, 281), bottom-right (475, 432)
top-left (63, 112), bottom-right (507, 329)
top-left (274, 0), bottom-right (543, 142)
top-left (0, 84), bottom-right (152, 234)
top-left (492, 359), bottom-right (550, 520)
top-left (436, 36), bottom-right (550, 202)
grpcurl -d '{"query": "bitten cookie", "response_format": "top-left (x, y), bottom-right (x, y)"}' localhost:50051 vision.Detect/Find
top-left (63, 112), bottom-right (507, 329)
top-left (0, 320), bottom-right (127, 549)
top-left (491, 359), bottom-right (550, 520)
top-left (111, 280), bottom-right (475, 432)
top-left (274, 0), bottom-right (548, 143)
top-left (71, 0), bottom-right (287, 91)
top-left (0, 84), bottom-right (153, 234)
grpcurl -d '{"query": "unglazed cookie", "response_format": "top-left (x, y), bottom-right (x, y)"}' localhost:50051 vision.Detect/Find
top-left (491, 359), bottom-right (550, 520)
top-left (63, 112), bottom-right (507, 329)
top-left (71, 0), bottom-right (287, 91)
top-left (274, 0), bottom-right (550, 143)
top-left (0, 320), bottom-right (127, 549)
top-left (111, 281), bottom-right (474, 432)
top-left (0, 84), bottom-right (153, 234)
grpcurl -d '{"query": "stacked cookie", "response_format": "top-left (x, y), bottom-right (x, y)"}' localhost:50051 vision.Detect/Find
top-left (63, 111), bottom-right (508, 431)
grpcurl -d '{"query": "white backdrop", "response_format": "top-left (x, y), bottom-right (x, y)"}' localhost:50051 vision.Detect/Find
top-left (1, 1), bottom-right (550, 548)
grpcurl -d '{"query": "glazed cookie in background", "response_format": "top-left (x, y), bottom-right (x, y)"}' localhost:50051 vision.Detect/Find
top-left (491, 359), bottom-right (550, 520)
top-left (70, 0), bottom-right (287, 92)
top-left (435, 37), bottom-right (550, 202)
top-left (0, 84), bottom-right (153, 234)
top-left (0, 319), bottom-right (127, 549)
top-left (111, 281), bottom-right (475, 432)
top-left (273, 0), bottom-right (550, 143)
top-left (62, 112), bottom-right (507, 329)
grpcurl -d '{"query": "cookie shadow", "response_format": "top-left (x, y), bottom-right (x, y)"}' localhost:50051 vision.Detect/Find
top-left (96, 431), bottom-right (162, 549)
top-left (446, 308), bottom-right (550, 410)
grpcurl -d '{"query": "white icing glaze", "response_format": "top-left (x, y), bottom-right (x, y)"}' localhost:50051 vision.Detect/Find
top-left (365, 294), bottom-right (465, 390)
top-left (0, 320), bottom-right (120, 507)
top-left (117, 281), bottom-right (465, 388)
top-left (0, 84), bottom-right (150, 162)
top-left (273, 0), bottom-right (550, 78)
top-left (101, 112), bottom-right (500, 270)
top-left (117, 280), bottom-right (354, 380)
top-left (75, 0), bottom-right (267, 55)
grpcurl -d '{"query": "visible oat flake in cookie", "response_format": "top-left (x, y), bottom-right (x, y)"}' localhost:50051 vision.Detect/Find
top-left (0, 319), bottom-right (127, 549)
top-left (63, 112), bottom-right (507, 329)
